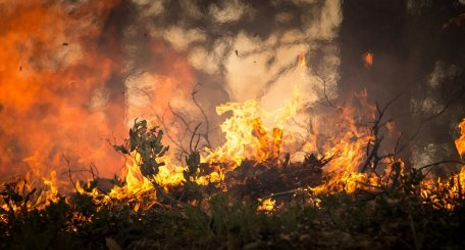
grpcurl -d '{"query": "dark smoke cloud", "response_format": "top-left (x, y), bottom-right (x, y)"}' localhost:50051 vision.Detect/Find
top-left (339, 0), bottom-right (465, 172)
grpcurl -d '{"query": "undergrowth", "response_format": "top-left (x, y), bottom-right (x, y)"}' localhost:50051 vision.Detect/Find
top-left (2, 121), bottom-right (465, 250)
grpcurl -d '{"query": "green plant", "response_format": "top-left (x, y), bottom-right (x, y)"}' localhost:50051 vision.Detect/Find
top-left (114, 119), bottom-right (169, 181)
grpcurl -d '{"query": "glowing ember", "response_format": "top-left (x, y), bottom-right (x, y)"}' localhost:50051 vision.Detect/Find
top-left (363, 52), bottom-right (373, 67)
top-left (257, 197), bottom-right (276, 212)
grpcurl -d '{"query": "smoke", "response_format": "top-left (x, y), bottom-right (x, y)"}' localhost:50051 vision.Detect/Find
top-left (339, 0), bottom-right (465, 171)
top-left (2, 0), bottom-right (461, 182)
top-left (0, 0), bottom-right (344, 180)
top-left (121, 0), bottom-right (343, 160)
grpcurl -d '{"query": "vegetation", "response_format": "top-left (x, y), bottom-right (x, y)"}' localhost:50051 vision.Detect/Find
top-left (2, 120), bottom-right (465, 250)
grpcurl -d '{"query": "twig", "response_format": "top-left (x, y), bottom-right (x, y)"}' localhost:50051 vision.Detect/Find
top-left (189, 123), bottom-right (202, 153)
top-left (61, 154), bottom-right (77, 192)
top-left (361, 95), bottom-right (401, 173)
top-left (262, 189), bottom-right (299, 199)
top-left (192, 83), bottom-right (212, 148)
top-left (408, 77), bottom-right (465, 145)
top-left (314, 70), bottom-right (336, 108)
top-left (418, 160), bottom-right (465, 172)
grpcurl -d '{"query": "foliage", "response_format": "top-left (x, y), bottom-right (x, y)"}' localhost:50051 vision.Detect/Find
top-left (114, 119), bottom-right (169, 179)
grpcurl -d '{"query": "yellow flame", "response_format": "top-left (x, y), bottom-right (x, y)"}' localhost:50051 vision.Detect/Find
top-left (455, 119), bottom-right (465, 159)
top-left (298, 52), bottom-right (306, 67)
top-left (257, 197), bottom-right (276, 212)
top-left (4, 83), bottom-right (465, 214)
top-left (109, 153), bottom-right (154, 199)
top-left (204, 99), bottom-right (292, 169)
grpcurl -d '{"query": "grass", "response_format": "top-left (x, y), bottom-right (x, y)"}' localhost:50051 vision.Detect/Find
top-left (2, 168), bottom-right (465, 250)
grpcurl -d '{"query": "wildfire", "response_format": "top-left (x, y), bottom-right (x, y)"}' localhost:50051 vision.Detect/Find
top-left (3, 75), bottom-right (465, 214)
top-left (1, 0), bottom-right (464, 213)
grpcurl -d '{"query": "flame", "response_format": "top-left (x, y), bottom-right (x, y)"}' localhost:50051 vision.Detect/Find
top-left (0, 170), bottom-right (61, 213)
top-left (151, 88), bottom-right (380, 195)
top-left (420, 167), bottom-right (465, 210)
top-left (257, 197), bottom-right (276, 212)
top-left (0, 2), bottom-right (463, 215)
top-left (204, 93), bottom-right (300, 170)
top-left (0, 0), bottom-right (125, 184)
top-left (363, 52), bottom-right (373, 67)
top-left (155, 161), bottom-right (186, 188)
top-left (455, 119), bottom-right (465, 159)
top-left (108, 153), bottom-right (154, 202)
top-left (298, 52), bottom-right (306, 67)
top-left (2, 83), bottom-right (465, 214)
top-left (123, 155), bottom-right (154, 195)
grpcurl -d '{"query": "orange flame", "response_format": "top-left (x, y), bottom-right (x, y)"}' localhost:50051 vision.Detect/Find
top-left (0, 0), bottom-right (125, 183)
top-left (363, 52), bottom-right (373, 68)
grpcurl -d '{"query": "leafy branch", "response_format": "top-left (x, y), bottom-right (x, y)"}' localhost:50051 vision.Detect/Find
top-left (113, 119), bottom-right (169, 179)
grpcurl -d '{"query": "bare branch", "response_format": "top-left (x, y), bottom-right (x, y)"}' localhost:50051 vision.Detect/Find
top-left (192, 83), bottom-right (212, 148)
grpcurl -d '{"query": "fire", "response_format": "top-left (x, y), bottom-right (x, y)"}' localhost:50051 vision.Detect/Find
top-left (118, 154), bottom-right (154, 196)
top-left (155, 161), bottom-right (186, 188)
top-left (0, 171), bottom-right (61, 213)
top-left (73, 153), bottom-right (158, 212)
top-left (298, 52), bottom-right (307, 67)
top-left (420, 166), bottom-right (465, 210)
top-left (204, 92), bottom-right (300, 170)
top-left (2, 84), bottom-right (465, 214)
top-left (0, 0), bottom-right (125, 182)
top-left (363, 52), bottom-right (373, 67)
top-left (455, 119), bottom-right (465, 159)
top-left (0, 1), bottom-right (464, 213)
top-left (257, 197), bottom-right (276, 212)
